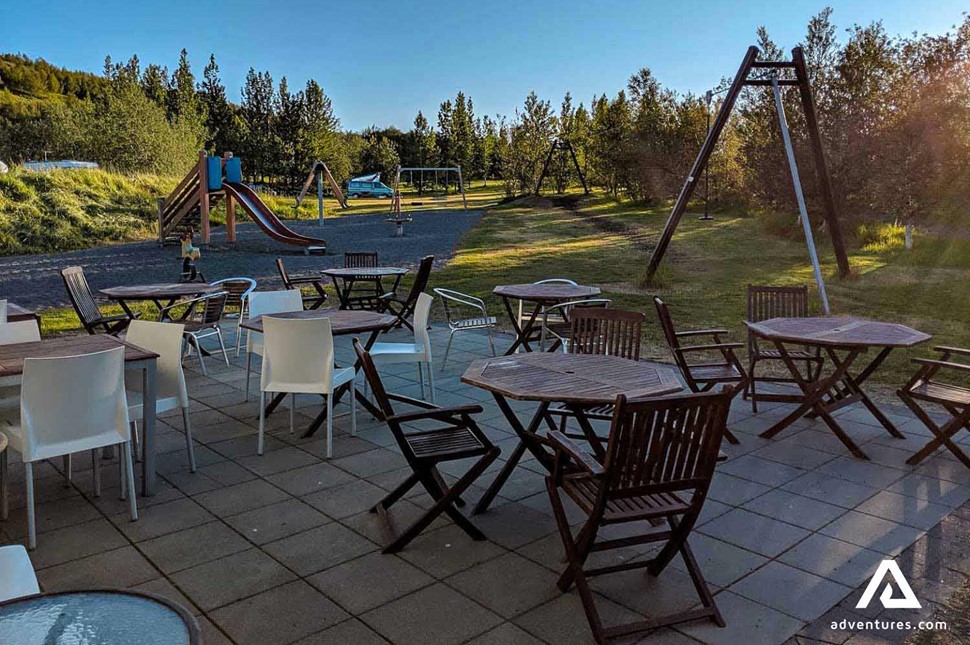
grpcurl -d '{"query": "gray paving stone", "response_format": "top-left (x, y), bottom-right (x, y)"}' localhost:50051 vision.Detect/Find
top-left (131, 578), bottom-right (200, 616)
top-left (729, 561), bottom-right (851, 621)
top-left (887, 473), bottom-right (970, 507)
top-left (264, 462), bottom-right (356, 496)
top-left (139, 521), bottom-right (252, 573)
top-left (672, 534), bottom-right (769, 587)
top-left (514, 591), bottom-right (645, 645)
top-left (742, 489), bottom-right (848, 531)
top-left (779, 533), bottom-right (886, 587)
top-left (302, 479), bottom-right (388, 519)
top-left (307, 551), bottom-right (434, 614)
top-left (332, 447), bottom-right (407, 478)
top-left (699, 508), bottom-right (811, 558)
top-left (706, 472), bottom-right (773, 506)
top-left (446, 552), bottom-right (559, 618)
top-left (678, 590), bottom-right (804, 645)
top-left (171, 548), bottom-right (296, 611)
top-left (110, 497), bottom-right (215, 542)
top-left (718, 455), bottom-right (807, 487)
top-left (399, 523), bottom-right (507, 578)
top-left (38, 545), bottom-right (159, 590)
top-left (467, 501), bottom-right (559, 549)
top-left (291, 619), bottom-right (388, 645)
top-left (818, 510), bottom-right (925, 556)
top-left (263, 522), bottom-right (377, 576)
top-left (855, 490), bottom-right (953, 531)
top-left (226, 498), bottom-right (331, 545)
top-left (815, 457), bottom-right (908, 489)
top-left (782, 472), bottom-right (880, 509)
top-left (465, 622), bottom-right (546, 645)
top-left (753, 440), bottom-right (840, 470)
top-left (194, 479), bottom-right (291, 517)
top-left (210, 580), bottom-right (348, 645)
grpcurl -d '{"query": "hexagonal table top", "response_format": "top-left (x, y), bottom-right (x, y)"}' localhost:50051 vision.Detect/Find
top-left (745, 316), bottom-right (931, 348)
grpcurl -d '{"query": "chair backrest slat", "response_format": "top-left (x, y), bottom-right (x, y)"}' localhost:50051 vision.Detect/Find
top-left (569, 308), bottom-right (644, 360)
top-left (344, 252), bottom-right (379, 268)
top-left (747, 285), bottom-right (810, 352)
top-left (275, 258), bottom-right (294, 289)
top-left (60, 266), bottom-right (103, 329)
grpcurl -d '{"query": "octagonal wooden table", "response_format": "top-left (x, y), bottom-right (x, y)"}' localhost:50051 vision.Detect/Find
top-left (321, 267), bottom-right (407, 310)
top-left (745, 316), bottom-right (931, 459)
top-left (462, 352), bottom-right (683, 513)
top-left (100, 283), bottom-right (221, 321)
top-left (493, 283), bottom-right (601, 355)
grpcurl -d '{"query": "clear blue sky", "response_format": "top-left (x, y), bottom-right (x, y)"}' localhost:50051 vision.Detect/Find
top-left (3, 0), bottom-right (965, 131)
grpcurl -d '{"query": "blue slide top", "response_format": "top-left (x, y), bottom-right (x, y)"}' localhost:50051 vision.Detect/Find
top-left (206, 157), bottom-right (223, 191)
top-left (225, 157), bottom-right (242, 184)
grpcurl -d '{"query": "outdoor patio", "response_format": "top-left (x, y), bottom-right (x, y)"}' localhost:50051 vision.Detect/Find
top-left (1, 323), bottom-right (968, 645)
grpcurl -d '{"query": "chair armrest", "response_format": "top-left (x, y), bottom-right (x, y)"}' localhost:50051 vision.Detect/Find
top-left (286, 276), bottom-right (324, 285)
top-left (912, 358), bottom-right (970, 373)
top-left (676, 329), bottom-right (728, 338)
top-left (548, 431), bottom-right (605, 476)
top-left (677, 343), bottom-right (744, 353)
top-left (934, 346), bottom-right (970, 357)
top-left (387, 404), bottom-right (484, 424)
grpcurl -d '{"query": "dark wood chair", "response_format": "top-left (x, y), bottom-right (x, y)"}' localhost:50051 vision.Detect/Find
top-left (546, 389), bottom-right (732, 642)
top-left (745, 285), bottom-right (823, 412)
top-left (275, 258), bottom-right (327, 310)
top-left (342, 252), bottom-right (383, 310)
top-left (548, 308), bottom-right (645, 446)
top-left (353, 337), bottom-right (499, 553)
top-left (380, 255), bottom-right (433, 331)
top-left (60, 266), bottom-right (137, 336)
top-left (898, 346), bottom-right (970, 469)
top-left (653, 296), bottom-right (744, 444)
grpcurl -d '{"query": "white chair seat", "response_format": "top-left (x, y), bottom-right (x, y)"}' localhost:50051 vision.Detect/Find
top-left (0, 545), bottom-right (40, 602)
top-left (369, 342), bottom-right (426, 362)
top-left (265, 366), bottom-right (356, 396)
top-left (0, 420), bottom-right (123, 464)
top-left (127, 391), bottom-right (182, 421)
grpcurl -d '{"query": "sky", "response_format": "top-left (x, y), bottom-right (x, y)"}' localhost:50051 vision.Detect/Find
top-left (2, 0), bottom-right (966, 131)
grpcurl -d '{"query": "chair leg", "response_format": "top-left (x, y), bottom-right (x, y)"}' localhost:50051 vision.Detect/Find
top-left (235, 322), bottom-right (245, 357)
top-left (130, 421), bottom-right (142, 463)
top-left (326, 394), bottom-right (334, 459)
top-left (216, 328), bottom-right (230, 367)
top-left (371, 472), bottom-right (420, 512)
top-left (748, 359), bottom-right (759, 413)
top-left (679, 535), bottom-right (725, 627)
top-left (182, 407), bottom-right (197, 473)
top-left (258, 390), bottom-right (266, 455)
top-left (245, 352), bottom-right (253, 401)
top-left (193, 336), bottom-right (207, 375)
top-left (487, 327), bottom-right (496, 356)
top-left (123, 442), bottom-right (138, 521)
top-left (25, 461), bottom-right (36, 550)
top-left (63, 453), bottom-right (72, 487)
top-left (426, 362), bottom-right (437, 405)
top-left (0, 448), bottom-right (8, 521)
top-left (119, 451), bottom-right (127, 501)
top-left (441, 331), bottom-right (455, 372)
top-left (351, 385), bottom-right (357, 436)
top-left (91, 448), bottom-right (102, 498)
top-left (290, 393), bottom-right (296, 435)
top-left (417, 364), bottom-right (425, 400)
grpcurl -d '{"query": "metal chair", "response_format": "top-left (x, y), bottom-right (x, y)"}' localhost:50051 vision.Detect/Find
top-left (60, 266), bottom-right (136, 335)
top-left (276, 258), bottom-right (328, 310)
top-left (516, 278), bottom-right (576, 332)
top-left (745, 285), bottom-right (823, 412)
top-left (165, 292), bottom-right (230, 375)
top-left (380, 255), bottom-right (433, 331)
top-left (898, 346), bottom-right (970, 469)
top-left (210, 277), bottom-right (257, 357)
top-left (546, 389), bottom-right (732, 642)
top-left (654, 296), bottom-right (744, 444)
top-left (353, 337), bottom-right (499, 553)
top-left (433, 288), bottom-right (497, 370)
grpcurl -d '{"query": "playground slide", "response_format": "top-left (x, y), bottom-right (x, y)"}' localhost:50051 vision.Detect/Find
top-left (222, 182), bottom-right (327, 248)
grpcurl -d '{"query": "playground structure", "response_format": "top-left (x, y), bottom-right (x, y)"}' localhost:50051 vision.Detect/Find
top-left (645, 46), bottom-right (850, 312)
top-left (534, 139), bottom-right (589, 196)
top-left (392, 166), bottom-right (467, 210)
top-left (294, 161), bottom-right (348, 225)
top-left (159, 152), bottom-right (326, 253)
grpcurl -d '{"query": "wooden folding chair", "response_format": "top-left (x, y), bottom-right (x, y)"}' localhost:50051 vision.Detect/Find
top-left (61, 266), bottom-right (137, 336)
top-left (546, 389), bottom-right (732, 643)
top-left (353, 338), bottom-right (499, 553)
top-left (745, 285), bottom-right (823, 412)
top-left (654, 296), bottom-right (744, 443)
top-left (341, 251), bottom-right (383, 310)
top-left (275, 258), bottom-right (328, 310)
top-left (380, 255), bottom-right (433, 331)
top-left (898, 346), bottom-right (970, 469)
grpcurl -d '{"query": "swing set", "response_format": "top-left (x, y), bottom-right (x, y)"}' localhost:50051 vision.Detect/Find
top-left (646, 46), bottom-right (851, 314)
top-left (391, 166), bottom-right (468, 209)
top-left (294, 160), bottom-right (348, 226)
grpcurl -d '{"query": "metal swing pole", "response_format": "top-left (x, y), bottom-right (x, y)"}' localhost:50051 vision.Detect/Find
top-left (316, 167), bottom-right (324, 227)
top-left (772, 76), bottom-right (831, 315)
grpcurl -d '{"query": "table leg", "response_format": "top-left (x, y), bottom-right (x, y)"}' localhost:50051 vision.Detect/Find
top-left (571, 407), bottom-right (607, 460)
top-left (823, 347), bottom-right (904, 438)
top-left (502, 298), bottom-right (542, 356)
top-left (473, 396), bottom-right (553, 514)
top-left (141, 359), bottom-right (158, 496)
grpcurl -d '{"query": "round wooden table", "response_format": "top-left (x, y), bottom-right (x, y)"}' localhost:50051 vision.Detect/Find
top-left (321, 267), bottom-right (407, 310)
top-left (100, 283), bottom-right (220, 320)
top-left (746, 315), bottom-right (931, 459)
top-left (0, 589), bottom-right (200, 645)
top-left (493, 283), bottom-right (602, 355)
top-left (462, 352), bottom-right (682, 513)
top-left (242, 309), bottom-right (397, 436)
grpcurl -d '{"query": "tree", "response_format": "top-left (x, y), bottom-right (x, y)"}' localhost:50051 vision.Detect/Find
top-left (359, 135), bottom-right (400, 181)
top-left (199, 54), bottom-right (235, 154)
top-left (167, 49), bottom-right (201, 123)
top-left (240, 68), bottom-right (278, 182)
top-left (140, 64), bottom-right (168, 106)
top-left (508, 91), bottom-right (556, 195)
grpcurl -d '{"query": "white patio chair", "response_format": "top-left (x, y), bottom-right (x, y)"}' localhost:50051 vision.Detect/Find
top-left (125, 320), bottom-right (195, 473)
top-left (259, 316), bottom-right (356, 458)
top-left (0, 347), bottom-right (136, 549)
top-left (368, 292), bottom-right (436, 403)
top-left (245, 290), bottom-right (304, 401)
top-left (209, 277), bottom-right (257, 357)
top-left (0, 545), bottom-right (39, 602)
top-left (432, 288), bottom-right (496, 370)
top-left (0, 321), bottom-right (42, 415)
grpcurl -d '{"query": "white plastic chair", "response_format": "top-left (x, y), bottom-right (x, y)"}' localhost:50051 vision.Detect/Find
top-left (0, 347), bottom-right (136, 549)
top-left (259, 316), bottom-right (356, 458)
top-left (0, 321), bottom-right (42, 415)
top-left (125, 320), bottom-right (195, 472)
top-left (0, 545), bottom-right (39, 602)
top-left (368, 292), bottom-right (436, 403)
top-left (245, 290), bottom-right (304, 401)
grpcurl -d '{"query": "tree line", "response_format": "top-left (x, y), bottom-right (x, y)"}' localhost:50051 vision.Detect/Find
top-left (2, 8), bottom-right (968, 224)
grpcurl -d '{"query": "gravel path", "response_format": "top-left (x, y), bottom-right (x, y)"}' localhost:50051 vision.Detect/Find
top-left (0, 209), bottom-right (483, 309)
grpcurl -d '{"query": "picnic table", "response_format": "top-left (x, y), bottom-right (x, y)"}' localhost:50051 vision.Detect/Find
top-left (242, 309), bottom-right (396, 435)
top-left (321, 267), bottom-right (407, 310)
top-left (462, 352), bottom-right (683, 513)
top-left (100, 283), bottom-right (220, 321)
top-left (745, 316), bottom-right (931, 459)
top-left (494, 283), bottom-right (602, 355)
top-left (0, 335), bottom-right (161, 495)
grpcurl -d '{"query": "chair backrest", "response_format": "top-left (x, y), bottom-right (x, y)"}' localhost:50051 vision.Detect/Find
top-left (344, 252), bottom-right (379, 268)
top-left (125, 320), bottom-right (187, 405)
top-left (412, 292), bottom-right (433, 357)
top-left (60, 266), bottom-right (102, 330)
top-left (433, 288), bottom-right (487, 325)
top-left (603, 389), bottom-right (731, 501)
top-left (653, 296), bottom-right (691, 374)
top-left (20, 347), bottom-right (129, 462)
top-left (353, 338), bottom-right (396, 420)
top-left (747, 285), bottom-right (809, 322)
top-left (568, 308), bottom-right (644, 360)
top-left (210, 278), bottom-right (256, 312)
top-left (261, 316), bottom-right (336, 394)
top-left (0, 545), bottom-right (40, 602)
top-left (536, 278), bottom-right (577, 286)
top-left (0, 321), bottom-right (41, 345)
top-left (275, 258), bottom-right (295, 289)
top-left (403, 255), bottom-right (434, 303)
top-left (248, 290), bottom-right (304, 320)
top-left (190, 292), bottom-right (229, 325)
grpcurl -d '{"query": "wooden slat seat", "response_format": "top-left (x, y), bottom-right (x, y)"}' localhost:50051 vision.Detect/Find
top-left (908, 381), bottom-right (970, 406)
top-left (406, 427), bottom-right (488, 459)
top-left (562, 476), bottom-right (690, 523)
top-left (688, 364), bottom-right (744, 382)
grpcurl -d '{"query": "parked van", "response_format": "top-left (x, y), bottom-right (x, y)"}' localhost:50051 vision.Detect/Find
top-left (346, 173), bottom-right (394, 198)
